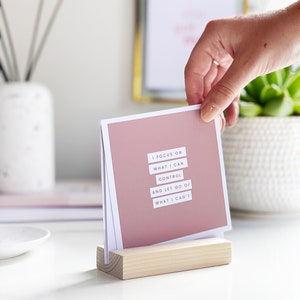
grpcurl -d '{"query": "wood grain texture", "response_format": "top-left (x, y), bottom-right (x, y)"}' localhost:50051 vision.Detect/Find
top-left (97, 238), bottom-right (232, 280)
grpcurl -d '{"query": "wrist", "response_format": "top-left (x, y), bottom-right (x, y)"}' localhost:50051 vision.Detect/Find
top-left (281, 2), bottom-right (300, 62)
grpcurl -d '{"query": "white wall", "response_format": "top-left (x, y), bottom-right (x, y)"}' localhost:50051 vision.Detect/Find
top-left (2, 0), bottom-right (174, 180)
top-left (2, 0), bottom-right (293, 180)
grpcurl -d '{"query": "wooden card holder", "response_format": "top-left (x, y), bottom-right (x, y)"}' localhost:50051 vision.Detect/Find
top-left (97, 238), bottom-right (232, 280)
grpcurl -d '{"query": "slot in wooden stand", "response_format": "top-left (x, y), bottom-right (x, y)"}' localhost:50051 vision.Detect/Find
top-left (97, 238), bottom-right (232, 280)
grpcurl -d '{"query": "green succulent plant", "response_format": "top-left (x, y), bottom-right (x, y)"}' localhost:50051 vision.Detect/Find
top-left (239, 66), bottom-right (300, 117)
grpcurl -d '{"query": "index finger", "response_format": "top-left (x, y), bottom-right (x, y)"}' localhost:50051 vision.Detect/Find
top-left (184, 33), bottom-right (217, 104)
top-left (200, 58), bottom-right (256, 122)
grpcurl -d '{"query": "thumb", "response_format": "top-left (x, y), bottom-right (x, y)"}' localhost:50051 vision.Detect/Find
top-left (200, 62), bottom-right (254, 122)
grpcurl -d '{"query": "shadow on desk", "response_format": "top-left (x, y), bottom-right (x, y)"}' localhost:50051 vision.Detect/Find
top-left (37, 266), bottom-right (233, 300)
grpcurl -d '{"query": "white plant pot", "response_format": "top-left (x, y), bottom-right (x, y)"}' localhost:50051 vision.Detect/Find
top-left (0, 82), bottom-right (55, 193)
top-left (222, 117), bottom-right (300, 214)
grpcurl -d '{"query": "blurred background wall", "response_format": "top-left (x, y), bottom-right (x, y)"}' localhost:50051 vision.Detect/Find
top-left (0, 0), bottom-right (294, 181)
top-left (2, 0), bottom-right (175, 181)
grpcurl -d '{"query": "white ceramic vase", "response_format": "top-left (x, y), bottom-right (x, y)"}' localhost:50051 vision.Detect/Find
top-left (0, 82), bottom-right (55, 193)
top-left (222, 117), bottom-right (300, 215)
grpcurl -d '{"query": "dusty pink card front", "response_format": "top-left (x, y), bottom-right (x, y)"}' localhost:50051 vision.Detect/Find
top-left (101, 105), bottom-right (231, 253)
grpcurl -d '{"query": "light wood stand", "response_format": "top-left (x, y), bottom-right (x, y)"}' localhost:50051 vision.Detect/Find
top-left (97, 238), bottom-right (232, 280)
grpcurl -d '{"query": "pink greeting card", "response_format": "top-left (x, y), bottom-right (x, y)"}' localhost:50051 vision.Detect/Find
top-left (100, 105), bottom-right (231, 263)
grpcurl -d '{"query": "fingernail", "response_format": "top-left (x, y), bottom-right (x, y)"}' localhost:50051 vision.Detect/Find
top-left (201, 103), bottom-right (221, 122)
top-left (227, 122), bottom-right (236, 128)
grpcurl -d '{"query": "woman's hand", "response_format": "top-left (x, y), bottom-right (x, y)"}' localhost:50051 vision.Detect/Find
top-left (185, 2), bottom-right (300, 126)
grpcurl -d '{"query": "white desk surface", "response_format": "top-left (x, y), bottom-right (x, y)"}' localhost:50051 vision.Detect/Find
top-left (1, 215), bottom-right (300, 300)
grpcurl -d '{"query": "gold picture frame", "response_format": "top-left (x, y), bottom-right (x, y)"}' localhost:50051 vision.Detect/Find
top-left (132, 0), bottom-right (244, 104)
top-left (132, 0), bottom-right (295, 104)
top-left (243, 0), bottom-right (295, 14)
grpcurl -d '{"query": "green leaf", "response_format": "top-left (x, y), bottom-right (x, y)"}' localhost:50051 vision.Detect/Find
top-left (244, 82), bottom-right (258, 100)
top-left (245, 75), bottom-right (269, 102)
top-left (260, 84), bottom-right (283, 104)
top-left (286, 70), bottom-right (300, 98)
top-left (266, 70), bottom-right (283, 87)
top-left (281, 66), bottom-right (292, 84)
top-left (240, 91), bottom-right (257, 103)
top-left (263, 93), bottom-right (294, 116)
top-left (242, 66), bottom-right (300, 116)
top-left (293, 97), bottom-right (300, 114)
top-left (239, 100), bottom-right (263, 117)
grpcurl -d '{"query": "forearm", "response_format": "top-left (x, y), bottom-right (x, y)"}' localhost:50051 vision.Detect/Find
top-left (277, 1), bottom-right (300, 65)
top-left (233, 2), bottom-right (300, 76)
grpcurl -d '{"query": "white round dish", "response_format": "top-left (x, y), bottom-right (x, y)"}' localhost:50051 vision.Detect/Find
top-left (0, 226), bottom-right (50, 259)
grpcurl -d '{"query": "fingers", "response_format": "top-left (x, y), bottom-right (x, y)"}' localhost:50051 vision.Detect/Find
top-left (225, 96), bottom-right (239, 127)
top-left (215, 98), bottom-right (238, 134)
top-left (203, 60), bottom-right (219, 98)
top-left (185, 53), bottom-right (232, 104)
top-left (184, 53), bottom-right (212, 104)
top-left (185, 18), bottom-right (257, 123)
top-left (185, 19), bottom-right (235, 106)
top-left (184, 71), bottom-right (205, 105)
top-left (218, 113), bottom-right (226, 133)
top-left (184, 24), bottom-right (221, 104)
top-left (200, 60), bottom-right (253, 122)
